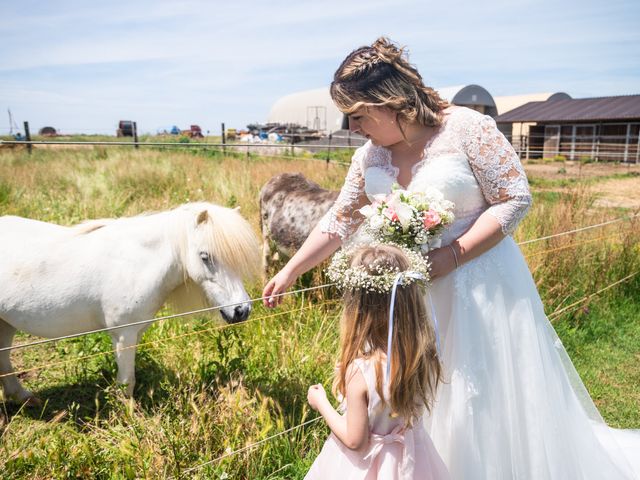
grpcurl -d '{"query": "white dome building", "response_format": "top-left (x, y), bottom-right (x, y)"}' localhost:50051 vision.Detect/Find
top-left (267, 88), bottom-right (344, 133)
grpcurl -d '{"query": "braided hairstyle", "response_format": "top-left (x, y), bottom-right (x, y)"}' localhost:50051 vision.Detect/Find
top-left (331, 37), bottom-right (449, 128)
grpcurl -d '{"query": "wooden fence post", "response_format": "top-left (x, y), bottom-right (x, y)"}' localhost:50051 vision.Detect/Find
top-left (133, 122), bottom-right (139, 149)
top-left (290, 129), bottom-right (295, 157)
top-left (326, 133), bottom-right (332, 166)
top-left (221, 122), bottom-right (226, 156)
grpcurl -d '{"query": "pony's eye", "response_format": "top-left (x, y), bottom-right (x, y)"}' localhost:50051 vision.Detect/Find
top-left (199, 252), bottom-right (210, 262)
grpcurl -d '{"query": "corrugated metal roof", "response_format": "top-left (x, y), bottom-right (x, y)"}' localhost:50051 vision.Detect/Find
top-left (494, 95), bottom-right (640, 123)
top-left (493, 92), bottom-right (570, 115)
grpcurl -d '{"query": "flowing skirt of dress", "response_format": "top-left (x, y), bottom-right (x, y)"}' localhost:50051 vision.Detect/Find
top-left (425, 236), bottom-right (640, 480)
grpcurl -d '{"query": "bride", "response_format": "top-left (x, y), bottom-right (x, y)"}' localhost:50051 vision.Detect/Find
top-left (262, 37), bottom-right (640, 479)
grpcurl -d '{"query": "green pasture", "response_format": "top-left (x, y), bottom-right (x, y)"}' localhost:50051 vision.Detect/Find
top-left (0, 145), bottom-right (638, 479)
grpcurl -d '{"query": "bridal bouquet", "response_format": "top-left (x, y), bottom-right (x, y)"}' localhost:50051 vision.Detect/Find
top-left (358, 185), bottom-right (455, 253)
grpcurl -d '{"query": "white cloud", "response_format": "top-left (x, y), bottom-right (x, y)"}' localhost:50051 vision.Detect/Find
top-left (1, 0), bottom-right (638, 133)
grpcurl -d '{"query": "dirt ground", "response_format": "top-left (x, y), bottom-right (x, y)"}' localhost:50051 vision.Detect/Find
top-left (523, 160), bottom-right (639, 180)
top-left (524, 161), bottom-right (640, 210)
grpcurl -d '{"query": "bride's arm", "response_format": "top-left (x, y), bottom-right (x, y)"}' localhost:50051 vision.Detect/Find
top-left (429, 113), bottom-right (533, 279)
top-left (262, 225), bottom-right (342, 306)
top-left (428, 213), bottom-right (505, 278)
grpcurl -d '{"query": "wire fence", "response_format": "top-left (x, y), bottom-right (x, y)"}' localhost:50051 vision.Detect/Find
top-left (0, 284), bottom-right (335, 355)
top-left (0, 302), bottom-right (334, 381)
top-left (2, 213), bottom-right (637, 358)
top-left (517, 213), bottom-right (640, 246)
top-left (2, 214), bottom-right (638, 476)
top-left (169, 269), bottom-right (639, 476)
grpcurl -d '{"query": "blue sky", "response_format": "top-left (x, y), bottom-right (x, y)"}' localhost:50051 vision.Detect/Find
top-left (1, 0), bottom-right (638, 135)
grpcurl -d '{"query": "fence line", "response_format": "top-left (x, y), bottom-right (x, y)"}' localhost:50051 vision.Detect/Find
top-left (517, 213), bottom-right (639, 246)
top-left (4, 259), bottom-right (636, 380)
top-left (2, 238), bottom-right (637, 476)
top-left (0, 283), bottom-right (335, 354)
top-left (173, 416), bottom-right (323, 478)
top-left (548, 271), bottom-right (638, 320)
top-left (3, 215), bottom-right (637, 355)
top-left (0, 303), bottom-right (330, 380)
top-left (0, 140), bottom-right (356, 150)
top-left (173, 268), bottom-right (638, 475)
top-left (523, 233), bottom-right (623, 259)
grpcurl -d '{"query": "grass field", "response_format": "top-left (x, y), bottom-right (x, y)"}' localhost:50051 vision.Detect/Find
top-left (0, 144), bottom-right (638, 479)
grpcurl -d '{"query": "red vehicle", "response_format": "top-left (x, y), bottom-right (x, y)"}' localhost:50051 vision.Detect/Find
top-left (182, 125), bottom-right (204, 138)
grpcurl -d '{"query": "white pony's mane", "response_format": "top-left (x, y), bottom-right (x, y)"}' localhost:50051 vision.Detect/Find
top-left (172, 202), bottom-right (260, 281)
top-left (166, 202), bottom-right (261, 313)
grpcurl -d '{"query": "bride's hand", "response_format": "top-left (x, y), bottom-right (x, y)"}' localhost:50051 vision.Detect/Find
top-left (427, 246), bottom-right (458, 280)
top-left (262, 267), bottom-right (297, 308)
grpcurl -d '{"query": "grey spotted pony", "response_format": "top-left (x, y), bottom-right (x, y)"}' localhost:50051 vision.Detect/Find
top-left (259, 173), bottom-right (338, 272)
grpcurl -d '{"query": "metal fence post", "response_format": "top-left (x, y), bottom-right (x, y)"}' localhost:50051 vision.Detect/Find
top-left (23, 121), bottom-right (32, 155)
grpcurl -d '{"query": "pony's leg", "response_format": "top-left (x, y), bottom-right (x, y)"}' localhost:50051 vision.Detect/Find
top-left (261, 224), bottom-right (272, 274)
top-left (0, 319), bottom-right (36, 403)
top-left (109, 328), bottom-right (139, 397)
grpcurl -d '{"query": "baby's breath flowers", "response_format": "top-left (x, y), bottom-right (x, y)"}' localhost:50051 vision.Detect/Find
top-left (327, 242), bottom-right (431, 293)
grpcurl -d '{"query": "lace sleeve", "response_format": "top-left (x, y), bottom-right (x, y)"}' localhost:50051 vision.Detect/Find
top-left (463, 113), bottom-right (532, 235)
top-left (318, 146), bottom-right (369, 241)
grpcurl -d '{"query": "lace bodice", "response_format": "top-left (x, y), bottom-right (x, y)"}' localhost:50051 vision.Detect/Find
top-left (318, 107), bottom-right (532, 241)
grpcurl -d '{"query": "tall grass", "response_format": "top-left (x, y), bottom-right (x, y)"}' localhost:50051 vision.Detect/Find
top-left (0, 146), bottom-right (638, 479)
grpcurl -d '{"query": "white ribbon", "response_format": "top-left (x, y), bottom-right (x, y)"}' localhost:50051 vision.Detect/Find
top-left (386, 272), bottom-right (441, 378)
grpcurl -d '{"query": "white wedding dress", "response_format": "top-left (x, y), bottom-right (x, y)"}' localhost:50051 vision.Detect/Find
top-left (318, 107), bottom-right (640, 479)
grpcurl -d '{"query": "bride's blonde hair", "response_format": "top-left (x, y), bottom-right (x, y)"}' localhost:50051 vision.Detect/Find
top-left (330, 37), bottom-right (449, 128)
top-left (333, 245), bottom-right (442, 426)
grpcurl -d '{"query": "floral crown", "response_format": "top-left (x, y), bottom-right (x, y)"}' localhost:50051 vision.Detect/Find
top-left (326, 242), bottom-right (431, 293)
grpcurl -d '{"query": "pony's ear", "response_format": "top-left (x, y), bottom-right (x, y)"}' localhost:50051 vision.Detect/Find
top-left (196, 210), bottom-right (209, 225)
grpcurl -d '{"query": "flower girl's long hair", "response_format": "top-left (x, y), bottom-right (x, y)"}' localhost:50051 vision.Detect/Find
top-left (333, 245), bottom-right (442, 426)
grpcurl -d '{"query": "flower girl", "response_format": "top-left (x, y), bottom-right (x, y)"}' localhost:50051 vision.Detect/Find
top-left (305, 244), bottom-right (450, 479)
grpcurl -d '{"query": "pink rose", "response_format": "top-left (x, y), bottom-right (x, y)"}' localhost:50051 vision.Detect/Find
top-left (423, 210), bottom-right (441, 229)
top-left (383, 207), bottom-right (397, 222)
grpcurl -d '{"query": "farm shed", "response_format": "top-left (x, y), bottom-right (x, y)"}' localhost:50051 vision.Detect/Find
top-left (436, 85), bottom-right (497, 117)
top-left (492, 92), bottom-right (571, 148)
top-left (38, 126), bottom-right (57, 136)
top-left (495, 94), bottom-right (640, 163)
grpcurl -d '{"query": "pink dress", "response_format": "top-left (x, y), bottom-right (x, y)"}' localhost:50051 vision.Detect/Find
top-left (305, 358), bottom-right (450, 480)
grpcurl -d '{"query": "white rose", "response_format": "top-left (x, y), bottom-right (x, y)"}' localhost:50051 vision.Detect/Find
top-left (359, 204), bottom-right (376, 218)
top-left (369, 214), bottom-right (385, 230)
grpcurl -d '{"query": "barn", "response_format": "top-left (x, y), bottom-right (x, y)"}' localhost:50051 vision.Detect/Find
top-left (492, 92), bottom-right (571, 148)
top-left (495, 94), bottom-right (640, 163)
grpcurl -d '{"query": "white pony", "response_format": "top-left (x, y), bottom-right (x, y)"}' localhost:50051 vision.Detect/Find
top-left (0, 202), bottom-right (261, 401)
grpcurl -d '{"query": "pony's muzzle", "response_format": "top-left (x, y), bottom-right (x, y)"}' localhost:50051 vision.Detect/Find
top-left (221, 303), bottom-right (251, 323)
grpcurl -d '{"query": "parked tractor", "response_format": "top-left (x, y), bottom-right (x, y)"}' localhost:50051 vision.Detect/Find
top-left (117, 120), bottom-right (135, 137)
